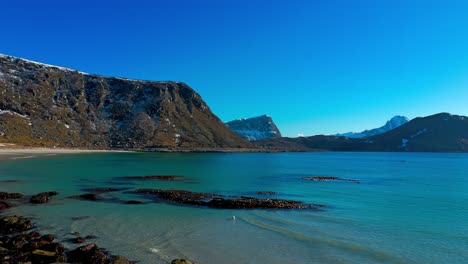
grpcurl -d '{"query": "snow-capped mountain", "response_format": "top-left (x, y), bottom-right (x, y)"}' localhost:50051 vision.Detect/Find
top-left (225, 115), bottom-right (282, 141)
top-left (337, 115), bottom-right (409, 138)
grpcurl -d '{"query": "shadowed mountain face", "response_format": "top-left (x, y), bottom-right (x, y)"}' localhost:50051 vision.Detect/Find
top-left (337, 115), bottom-right (409, 138)
top-left (0, 54), bottom-right (253, 149)
top-left (225, 115), bottom-right (282, 141)
top-left (254, 113), bottom-right (468, 152)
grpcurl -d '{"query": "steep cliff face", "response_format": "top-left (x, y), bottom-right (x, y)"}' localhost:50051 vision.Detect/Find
top-left (0, 54), bottom-right (253, 149)
top-left (225, 115), bottom-right (282, 141)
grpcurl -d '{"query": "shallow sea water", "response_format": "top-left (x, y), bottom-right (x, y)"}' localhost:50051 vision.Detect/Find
top-left (1, 152), bottom-right (467, 263)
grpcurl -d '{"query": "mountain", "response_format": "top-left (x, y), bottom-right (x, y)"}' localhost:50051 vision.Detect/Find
top-left (254, 113), bottom-right (468, 152)
top-left (225, 115), bottom-right (282, 141)
top-left (0, 54), bottom-right (253, 150)
top-left (337, 115), bottom-right (409, 138)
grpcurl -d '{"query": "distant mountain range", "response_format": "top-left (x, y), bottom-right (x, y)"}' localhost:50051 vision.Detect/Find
top-left (225, 115), bottom-right (282, 141)
top-left (1, 54), bottom-right (467, 152)
top-left (254, 113), bottom-right (468, 152)
top-left (337, 115), bottom-right (409, 138)
top-left (0, 54), bottom-right (252, 150)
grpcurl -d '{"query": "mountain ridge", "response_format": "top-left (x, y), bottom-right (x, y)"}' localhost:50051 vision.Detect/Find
top-left (0, 54), bottom-right (253, 150)
top-left (254, 113), bottom-right (468, 152)
top-left (337, 115), bottom-right (409, 138)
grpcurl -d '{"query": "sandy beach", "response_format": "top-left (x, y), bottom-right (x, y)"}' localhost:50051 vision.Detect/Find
top-left (0, 145), bottom-right (129, 159)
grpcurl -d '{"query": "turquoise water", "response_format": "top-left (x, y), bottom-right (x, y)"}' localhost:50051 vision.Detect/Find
top-left (1, 152), bottom-right (467, 263)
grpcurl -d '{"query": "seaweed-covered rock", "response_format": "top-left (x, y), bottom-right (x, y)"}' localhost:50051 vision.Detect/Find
top-left (134, 189), bottom-right (317, 209)
top-left (67, 243), bottom-right (109, 264)
top-left (0, 215), bottom-right (33, 235)
top-left (30, 242), bottom-right (67, 263)
top-left (0, 192), bottom-right (24, 200)
top-left (29, 191), bottom-right (59, 204)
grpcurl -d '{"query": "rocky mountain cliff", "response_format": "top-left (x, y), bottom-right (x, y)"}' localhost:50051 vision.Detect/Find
top-left (0, 54), bottom-right (253, 150)
top-left (337, 115), bottom-right (409, 138)
top-left (254, 113), bottom-right (468, 152)
top-left (225, 115), bottom-right (282, 141)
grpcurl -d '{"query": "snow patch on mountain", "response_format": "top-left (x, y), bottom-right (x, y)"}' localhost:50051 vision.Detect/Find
top-left (225, 115), bottom-right (282, 141)
top-left (337, 115), bottom-right (409, 138)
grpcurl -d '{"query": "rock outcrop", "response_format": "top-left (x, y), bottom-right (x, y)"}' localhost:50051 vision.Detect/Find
top-left (133, 189), bottom-right (318, 209)
top-left (225, 115), bottom-right (281, 141)
top-left (0, 54), bottom-right (253, 150)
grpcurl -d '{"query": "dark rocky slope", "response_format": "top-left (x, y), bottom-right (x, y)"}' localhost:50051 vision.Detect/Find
top-left (0, 54), bottom-right (253, 150)
top-left (225, 114), bottom-right (282, 141)
top-left (254, 113), bottom-right (468, 152)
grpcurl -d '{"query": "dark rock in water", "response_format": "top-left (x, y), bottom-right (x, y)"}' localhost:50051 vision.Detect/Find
top-left (124, 200), bottom-right (144, 205)
top-left (72, 237), bottom-right (86, 244)
top-left (0, 192), bottom-right (24, 200)
top-left (207, 197), bottom-right (312, 209)
top-left (0, 215), bottom-right (33, 234)
top-left (109, 255), bottom-right (133, 264)
top-left (84, 235), bottom-right (98, 240)
top-left (39, 234), bottom-right (55, 243)
top-left (122, 175), bottom-right (185, 181)
top-left (29, 191), bottom-right (59, 204)
top-left (71, 216), bottom-right (91, 221)
top-left (67, 243), bottom-right (109, 264)
top-left (134, 189), bottom-right (317, 209)
top-left (31, 242), bottom-right (67, 263)
top-left (0, 201), bottom-right (10, 211)
top-left (256, 191), bottom-right (277, 195)
top-left (82, 187), bottom-right (124, 193)
top-left (171, 259), bottom-right (193, 264)
top-left (303, 176), bottom-right (360, 184)
top-left (79, 193), bottom-right (101, 201)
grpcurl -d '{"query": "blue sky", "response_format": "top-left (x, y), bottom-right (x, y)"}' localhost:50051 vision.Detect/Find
top-left (2, 0), bottom-right (468, 137)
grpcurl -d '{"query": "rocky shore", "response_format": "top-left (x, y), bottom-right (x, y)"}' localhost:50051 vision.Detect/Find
top-left (0, 191), bottom-right (195, 264)
top-left (0, 182), bottom-right (323, 263)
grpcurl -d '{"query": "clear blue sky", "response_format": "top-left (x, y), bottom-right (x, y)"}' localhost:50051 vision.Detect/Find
top-left (2, 0), bottom-right (468, 137)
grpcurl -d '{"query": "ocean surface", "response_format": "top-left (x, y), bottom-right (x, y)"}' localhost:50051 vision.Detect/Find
top-left (1, 152), bottom-right (467, 264)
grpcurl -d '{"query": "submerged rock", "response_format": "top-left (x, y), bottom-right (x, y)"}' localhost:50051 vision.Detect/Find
top-left (303, 176), bottom-right (360, 184)
top-left (171, 259), bottom-right (193, 264)
top-left (256, 191), bottom-right (277, 195)
top-left (29, 191), bottom-right (59, 204)
top-left (122, 175), bottom-right (185, 181)
top-left (82, 187), bottom-right (124, 193)
top-left (109, 255), bottom-right (133, 264)
top-left (134, 189), bottom-right (317, 209)
top-left (124, 200), bottom-right (144, 205)
top-left (78, 193), bottom-right (101, 201)
top-left (0, 192), bottom-right (24, 200)
top-left (0, 201), bottom-right (10, 211)
top-left (72, 237), bottom-right (86, 244)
